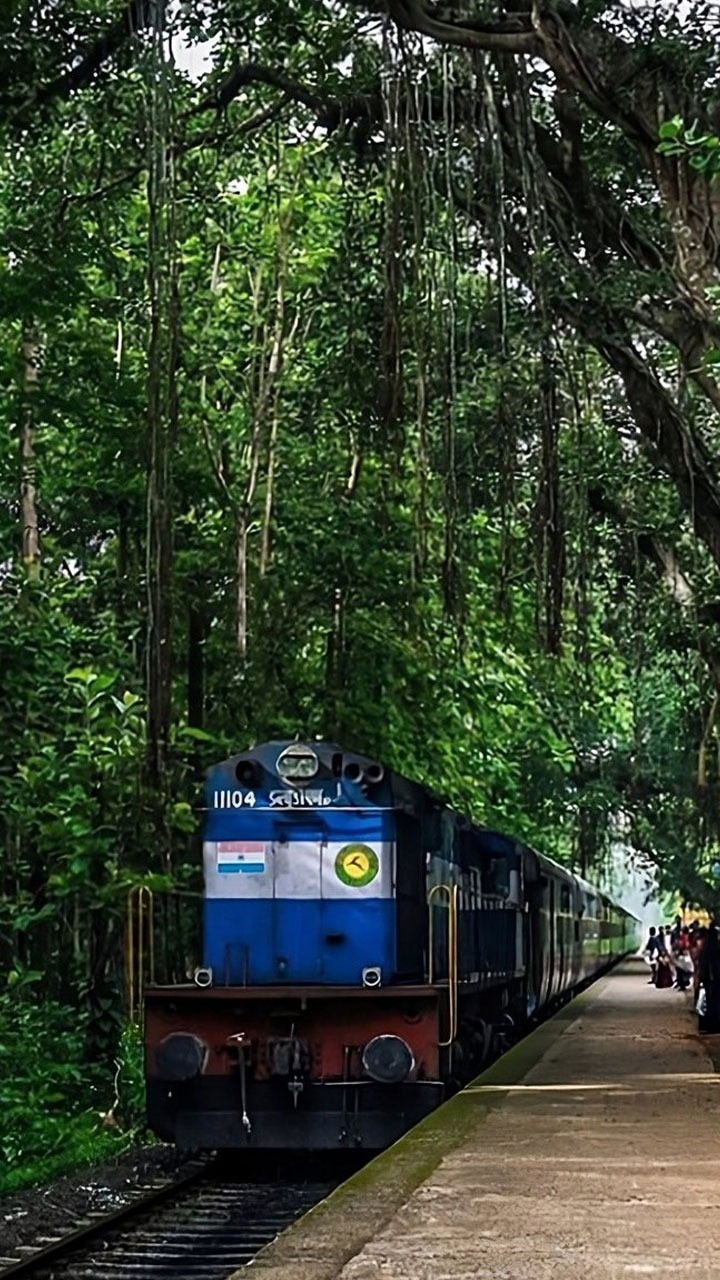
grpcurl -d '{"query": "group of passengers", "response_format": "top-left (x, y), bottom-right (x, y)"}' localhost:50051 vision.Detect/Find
top-left (643, 916), bottom-right (720, 1033)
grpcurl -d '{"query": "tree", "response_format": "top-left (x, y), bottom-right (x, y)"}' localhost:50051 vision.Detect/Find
top-left (3, 0), bottom-right (720, 1052)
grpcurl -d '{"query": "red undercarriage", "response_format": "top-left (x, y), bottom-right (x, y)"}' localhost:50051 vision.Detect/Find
top-left (144, 984), bottom-right (442, 1083)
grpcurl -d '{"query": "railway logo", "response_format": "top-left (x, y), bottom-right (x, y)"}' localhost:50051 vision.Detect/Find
top-left (335, 843), bottom-right (379, 887)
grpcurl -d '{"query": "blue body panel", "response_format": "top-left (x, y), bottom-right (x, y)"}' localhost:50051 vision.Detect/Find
top-left (203, 761), bottom-right (397, 985)
top-left (204, 898), bottom-right (395, 984)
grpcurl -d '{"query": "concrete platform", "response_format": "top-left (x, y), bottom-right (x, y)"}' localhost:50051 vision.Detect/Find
top-left (244, 962), bottom-right (720, 1280)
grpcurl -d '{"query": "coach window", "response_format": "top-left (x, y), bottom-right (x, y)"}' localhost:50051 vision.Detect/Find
top-left (487, 855), bottom-right (510, 900)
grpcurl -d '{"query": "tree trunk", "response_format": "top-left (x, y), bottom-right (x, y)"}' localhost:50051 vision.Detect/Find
top-left (145, 0), bottom-right (178, 827)
top-left (187, 603), bottom-right (206, 732)
top-left (19, 325), bottom-right (40, 578)
top-left (259, 400), bottom-right (280, 577)
top-left (236, 517), bottom-right (249, 659)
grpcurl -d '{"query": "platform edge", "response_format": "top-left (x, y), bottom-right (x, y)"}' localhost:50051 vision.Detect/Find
top-left (239, 967), bottom-right (618, 1280)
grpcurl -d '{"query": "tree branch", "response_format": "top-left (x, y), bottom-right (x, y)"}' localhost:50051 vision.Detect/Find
top-left (450, 167), bottom-right (720, 573)
top-left (387, 0), bottom-right (537, 52)
top-left (529, 115), bottom-right (666, 275)
top-left (14, 0), bottom-right (155, 121)
top-left (193, 60), bottom-right (326, 116)
top-left (190, 60), bottom-right (383, 139)
top-left (72, 98), bottom-right (286, 206)
top-left (586, 322), bottom-right (720, 573)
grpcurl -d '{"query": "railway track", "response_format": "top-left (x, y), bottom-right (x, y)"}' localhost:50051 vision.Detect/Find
top-left (0, 1162), bottom-right (338, 1280)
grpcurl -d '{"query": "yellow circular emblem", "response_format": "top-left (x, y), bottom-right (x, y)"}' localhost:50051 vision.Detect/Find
top-left (335, 843), bottom-right (379, 887)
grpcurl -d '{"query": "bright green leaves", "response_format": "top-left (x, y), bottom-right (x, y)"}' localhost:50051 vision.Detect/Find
top-left (6, 666), bottom-right (147, 908)
top-left (657, 116), bottom-right (720, 174)
top-left (656, 118), bottom-right (720, 391)
top-left (0, 990), bottom-right (144, 1190)
top-left (3, 5), bottom-right (720, 1180)
top-left (657, 116), bottom-right (684, 142)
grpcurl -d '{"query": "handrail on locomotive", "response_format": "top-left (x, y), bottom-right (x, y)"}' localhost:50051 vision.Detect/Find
top-left (427, 882), bottom-right (459, 1047)
top-left (126, 884), bottom-right (155, 1024)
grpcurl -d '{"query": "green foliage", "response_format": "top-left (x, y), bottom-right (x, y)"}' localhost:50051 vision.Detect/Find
top-left (657, 116), bottom-right (720, 372)
top-left (2, 0), bottom-right (720, 1185)
top-left (0, 979), bottom-right (144, 1194)
top-left (657, 117), bottom-right (720, 174)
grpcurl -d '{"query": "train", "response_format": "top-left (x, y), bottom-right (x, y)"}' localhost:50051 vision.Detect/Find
top-left (143, 740), bottom-right (640, 1150)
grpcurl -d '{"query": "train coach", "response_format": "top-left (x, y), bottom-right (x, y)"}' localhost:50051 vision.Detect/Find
top-left (144, 740), bottom-right (640, 1150)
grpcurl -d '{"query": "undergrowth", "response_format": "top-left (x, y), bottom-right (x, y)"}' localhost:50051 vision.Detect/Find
top-left (0, 986), bottom-right (149, 1196)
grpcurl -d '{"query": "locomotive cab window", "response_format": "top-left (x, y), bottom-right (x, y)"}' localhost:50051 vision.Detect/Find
top-left (487, 856), bottom-right (510, 899)
top-left (459, 831), bottom-right (510, 899)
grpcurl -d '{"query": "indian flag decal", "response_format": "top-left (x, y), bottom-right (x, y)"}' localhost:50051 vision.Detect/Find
top-left (217, 841), bottom-right (266, 874)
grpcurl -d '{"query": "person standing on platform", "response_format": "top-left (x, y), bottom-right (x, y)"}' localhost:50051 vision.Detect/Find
top-left (698, 924), bottom-right (720, 1032)
top-left (652, 927), bottom-right (675, 987)
top-left (690, 926), bottom-right (706, 1004)
top-left (643, 927), bottom-right (663, 984)
top-left (655, 949), bottom-right (674, 988)
top-left (672, 928), bottom-right (693, 991)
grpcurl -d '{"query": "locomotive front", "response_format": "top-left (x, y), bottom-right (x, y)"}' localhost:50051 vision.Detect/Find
top-left (144, 741), bottom-right (444, 1149)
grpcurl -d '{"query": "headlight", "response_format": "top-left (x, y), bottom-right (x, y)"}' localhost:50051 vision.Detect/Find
top-left (155, 1033), bottom-right (207, 1081)
top-left (276, 744), bottom-right (319, 782)
top-left (362, 1034), bottom-right (414, 1083)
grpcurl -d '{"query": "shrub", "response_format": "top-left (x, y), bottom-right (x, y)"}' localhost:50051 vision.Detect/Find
top-left (0, 980), bottom-right (148, 1194)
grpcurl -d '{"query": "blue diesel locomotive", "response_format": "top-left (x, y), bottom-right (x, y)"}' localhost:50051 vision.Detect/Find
top-left (144, 741), bottom-right (639, 1150)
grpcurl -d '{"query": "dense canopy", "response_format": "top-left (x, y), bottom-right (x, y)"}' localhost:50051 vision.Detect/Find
top-left (2, 0), bottom-right (720, 1059)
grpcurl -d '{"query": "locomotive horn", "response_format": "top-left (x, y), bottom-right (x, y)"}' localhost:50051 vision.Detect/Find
top-left (364, 761), bottom-right (385, 784)
top-left (342, 761), bottom-right (364, 783)
top-left (236, 759), bottom-right (261, 786)
top-left (343, 760), bottom-right (385, 785)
